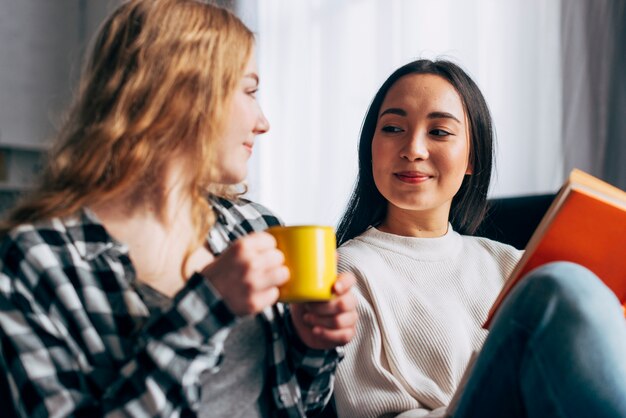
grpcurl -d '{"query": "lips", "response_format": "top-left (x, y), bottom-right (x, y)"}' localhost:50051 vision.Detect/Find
top-left (394, 171), bottom-right (433, 184)
top-left (243, 142), bottom-right (254, 153)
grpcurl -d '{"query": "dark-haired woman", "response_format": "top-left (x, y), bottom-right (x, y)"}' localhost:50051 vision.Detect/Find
top-left (334, 59), bottom-right (626, 418)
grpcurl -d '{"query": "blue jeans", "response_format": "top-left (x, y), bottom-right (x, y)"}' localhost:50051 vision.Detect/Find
top-left (452, 262), bottom-right (626, 418)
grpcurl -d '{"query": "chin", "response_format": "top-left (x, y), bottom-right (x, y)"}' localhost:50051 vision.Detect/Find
top-left (229, 172), bottom-right (248, 185)
top-left (211, 170), bottom-right (247, 186)
top-left (390, 198), bottom-right (441, 213)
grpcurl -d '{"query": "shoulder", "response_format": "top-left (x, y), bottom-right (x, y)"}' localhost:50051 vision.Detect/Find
top-left (210, 196), bottom-right (283, 233)
top-left (337, 232), bottom-right (391, 293)
top-left (458, 234), bottom-right (524, 280)
top-left (1, 217), bottom-right (71, 261)
top-left (337, 232), bottom-right (383, 267)
top-left (0, 216), bottom-right (76, 291)
top-left (0, 209), bottom-right (113, 279)
top-left (462, 234), bottom-right (523, 263)
top-left (207, 197), bottom-right (283, 253)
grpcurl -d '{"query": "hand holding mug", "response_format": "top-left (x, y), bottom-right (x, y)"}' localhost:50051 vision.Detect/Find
top-left (200, 232), bottom-right (289, 316)
top-left (290, 271), bottom-right (358, 350)
top-left (267, 225), bottom-right (358, 349)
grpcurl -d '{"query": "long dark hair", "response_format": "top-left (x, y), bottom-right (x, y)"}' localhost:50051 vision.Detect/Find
top-left (336, 59), bottom-right (494, 246)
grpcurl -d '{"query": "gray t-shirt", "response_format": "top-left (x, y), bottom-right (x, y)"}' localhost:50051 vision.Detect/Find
top-left (199, 314), bottom-right (268, 417)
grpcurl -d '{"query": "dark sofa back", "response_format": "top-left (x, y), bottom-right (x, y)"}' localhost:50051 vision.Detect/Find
top-left (476, 193), bottom-right (555, 249)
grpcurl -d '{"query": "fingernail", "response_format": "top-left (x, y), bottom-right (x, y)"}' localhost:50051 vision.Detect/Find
top-left (335, 281), bottom-right (343, 293)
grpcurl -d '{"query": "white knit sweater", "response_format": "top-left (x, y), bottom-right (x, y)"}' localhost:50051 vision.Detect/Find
top-left (334, 226), bottom-right (522, 418)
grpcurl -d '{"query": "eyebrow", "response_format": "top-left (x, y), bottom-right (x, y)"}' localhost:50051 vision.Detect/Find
top-left (379, 108), bottom-right (461, 124)
top-left (244, 73), bottom-right (260, 84)
top-left (379, 108), bottom-right (407, 117)
top-left (427, 111), bottom-right (461, 123)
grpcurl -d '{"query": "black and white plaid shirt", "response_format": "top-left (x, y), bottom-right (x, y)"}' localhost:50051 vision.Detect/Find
top-left (0, 197), bottom-right (340, 417)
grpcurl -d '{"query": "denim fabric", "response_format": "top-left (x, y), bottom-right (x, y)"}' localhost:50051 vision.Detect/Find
top-left (452, 262), bottom-right (626, 418)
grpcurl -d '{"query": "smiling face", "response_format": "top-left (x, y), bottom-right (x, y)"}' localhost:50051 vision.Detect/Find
top-left (372, 73), bottom-right (472, 236)
top-left (211, 52), bottom-right (270, 185)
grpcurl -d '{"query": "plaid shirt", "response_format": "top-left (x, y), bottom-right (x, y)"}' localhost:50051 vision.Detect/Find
top-left (0, 197), bottom-right (340, 417)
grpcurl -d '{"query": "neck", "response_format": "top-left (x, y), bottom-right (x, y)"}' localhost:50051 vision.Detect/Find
top-left (88, 162), bottom-right (206, 297)
top-left (378, 205), bottom-right (450, 238)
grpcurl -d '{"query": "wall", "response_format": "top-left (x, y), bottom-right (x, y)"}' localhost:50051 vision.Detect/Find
top-left (0, 0), bottom-right (120, 213)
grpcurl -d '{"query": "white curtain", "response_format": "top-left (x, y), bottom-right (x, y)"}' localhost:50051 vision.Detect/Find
top-left (244, 0), bottom-right (563, 226)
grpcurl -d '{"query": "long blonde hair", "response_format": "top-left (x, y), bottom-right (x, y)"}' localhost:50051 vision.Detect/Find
top-left (1, 0), bottom-right (254, 244)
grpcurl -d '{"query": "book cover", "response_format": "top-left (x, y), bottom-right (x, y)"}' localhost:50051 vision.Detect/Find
top-left (484, 169), bottom-right (626, 329)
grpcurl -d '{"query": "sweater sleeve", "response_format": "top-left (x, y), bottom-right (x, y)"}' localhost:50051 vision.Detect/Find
top-left (333, 269), bottom-right (430, 418)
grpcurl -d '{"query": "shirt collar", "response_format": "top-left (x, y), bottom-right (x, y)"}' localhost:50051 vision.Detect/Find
top-left (64, 208), bottom-right (129, 260)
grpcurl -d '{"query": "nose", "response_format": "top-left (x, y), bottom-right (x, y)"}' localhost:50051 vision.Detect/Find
top-left (254, 109), bottom-right (270, 135)
top-left (400, 130), bottom-right (428, 161)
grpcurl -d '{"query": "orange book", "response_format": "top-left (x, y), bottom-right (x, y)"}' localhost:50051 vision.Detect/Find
top-left (483, 169), bottom-right (626, 329)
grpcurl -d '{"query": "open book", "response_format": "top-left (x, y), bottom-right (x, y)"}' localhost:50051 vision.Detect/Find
top-left (483, 169), bottom-right (626, 329)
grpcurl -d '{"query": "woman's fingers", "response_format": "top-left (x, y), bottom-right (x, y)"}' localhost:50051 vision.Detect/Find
top-left (301, 291), bottom-right (357, 317)
top-left (332, 271), bottom-right (357, 296)
top-left (201, 232), bottom-right (289, 316)
top-left (310, 326), bottom-right (356, 346)
top-left (304, 310), bottom-right (358, 330)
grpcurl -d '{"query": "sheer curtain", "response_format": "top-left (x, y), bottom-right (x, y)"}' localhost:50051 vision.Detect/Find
top-left (244, 0), bottom-right (563, 226)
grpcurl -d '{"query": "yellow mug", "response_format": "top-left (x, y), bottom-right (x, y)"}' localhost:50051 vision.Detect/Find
top-left (266, 225), bottom-right (337, 303)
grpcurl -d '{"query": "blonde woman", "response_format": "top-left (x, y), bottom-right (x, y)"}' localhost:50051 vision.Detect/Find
top-left (0, 1), bottom-right (357, 416)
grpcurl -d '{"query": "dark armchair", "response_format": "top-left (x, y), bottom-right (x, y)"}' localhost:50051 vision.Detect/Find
top-left (476, 193), bottom-right (555, 249)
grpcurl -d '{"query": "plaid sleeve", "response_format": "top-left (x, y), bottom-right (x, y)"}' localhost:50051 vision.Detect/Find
top-left (0, 245), bottom-right (235, 417)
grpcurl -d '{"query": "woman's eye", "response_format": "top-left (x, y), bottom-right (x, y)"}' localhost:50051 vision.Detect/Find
top-left (430, 129), bottom-right (452, 137)
top-left (381, 125), bottom-right (403, 133)
top-left (246, 88), bottom-right (259, 98)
